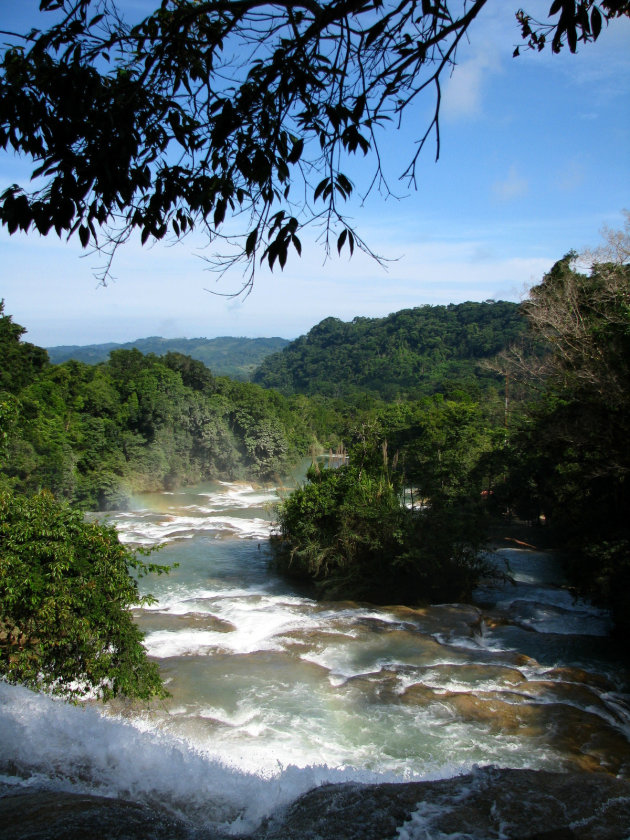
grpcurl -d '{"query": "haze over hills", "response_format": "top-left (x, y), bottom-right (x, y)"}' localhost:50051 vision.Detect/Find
top-left (46, 335), bottom-right (290, 381)
top-left (47, 301), bottom-right (527, 398)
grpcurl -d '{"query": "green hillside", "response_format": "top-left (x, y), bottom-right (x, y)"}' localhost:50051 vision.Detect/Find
top-left (47, 336), bottom-right (290, 381)
top-left (252, 301), bottom-right (525, 400)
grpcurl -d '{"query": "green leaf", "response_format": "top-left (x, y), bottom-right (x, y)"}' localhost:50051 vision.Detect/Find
top-left (351, 94), bottom-right (366, 123)
top-left (278, 243), bottom-right (288, 270)
top-left (214, 198), bottom-right (226, 227)
top-left (336, 173), bottom-right (353, 198)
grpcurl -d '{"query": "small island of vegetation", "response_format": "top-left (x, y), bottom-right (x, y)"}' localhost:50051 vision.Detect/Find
top-left (272, 223), bottom-right (630, 635)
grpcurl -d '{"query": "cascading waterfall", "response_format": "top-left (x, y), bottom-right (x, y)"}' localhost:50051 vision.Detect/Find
top-left (1, 478), bottom-right (629, 838)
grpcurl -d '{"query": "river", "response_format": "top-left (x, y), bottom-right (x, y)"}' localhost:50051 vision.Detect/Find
top-left (1, 477), bottom-right (630, 839)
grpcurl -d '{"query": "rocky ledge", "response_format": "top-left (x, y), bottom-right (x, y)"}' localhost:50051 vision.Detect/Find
top-left (1, 767), bottom-right (629, 840)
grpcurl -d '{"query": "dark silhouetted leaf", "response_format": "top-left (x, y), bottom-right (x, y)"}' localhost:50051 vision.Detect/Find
top-left (287, 138), bottom-right (304, 164)
top-left (245, 227), bottom-right (258, 257)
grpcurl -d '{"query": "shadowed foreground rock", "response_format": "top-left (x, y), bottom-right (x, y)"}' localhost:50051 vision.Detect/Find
top-left (257, 767), bottom-right (630, 839)
top-left (0, 790), bottom-right (196, 840)
top-left (2, 768), bottom-right (629, 840)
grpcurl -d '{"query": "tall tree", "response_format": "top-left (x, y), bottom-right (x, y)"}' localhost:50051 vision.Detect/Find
top-left (0, 301), bottom-right (49, 393)
top-left (522, 222), bottom-right (630, 408)
top-left (500, 219), bottom-right (630, 628)
top-left (1, 2), bottom-right (627, 285)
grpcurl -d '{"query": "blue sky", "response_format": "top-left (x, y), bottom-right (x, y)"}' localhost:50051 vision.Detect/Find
top-left (1, 1), bottom-right (628, 347)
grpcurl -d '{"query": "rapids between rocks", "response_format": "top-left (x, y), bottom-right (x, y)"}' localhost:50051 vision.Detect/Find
top-left (1, 479), bottom-right (629, 839)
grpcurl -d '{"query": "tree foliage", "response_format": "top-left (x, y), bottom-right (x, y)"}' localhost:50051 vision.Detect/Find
top-left (47, 335), bottom-right (290, 380)
top-left (523, 253), bottom-right (630, 406)
top-left (494, 222), bottom-right (630, 630)
top-left (0, 300), bottom-right (49, 393)
top-left (1, 1), bottom-right (626, 285)
top-left (273, 402), bottom-right (494, 604)
top-left (515, 0), bottom-right (629, 55)
top-left (0, 309), bottom-right (315, 508)
top-left (0, 490), bottom-right (167, 700)
top-left (253, 300), bottom-right (525, 401)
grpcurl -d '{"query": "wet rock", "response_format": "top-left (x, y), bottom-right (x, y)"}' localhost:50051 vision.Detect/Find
top-left (480, 615), bottom-right (512, 629)
top-left (444, 691), bottom-right (545, 737)
top-left (276, 628), bottom-right (357, 650)
top-left (411, 662), bottom-right (528, 690)
top-left (398, 682), bottom-right (441, 706)
top-left (3, 769), bottom-right (630, 840)
top-left (386, 603), bottom-right (483, 638)
top-left (0, 790), bottom-right (204, 840)
top-left (255, 767), bottom-right (630, 840)
top-left (342, 671), bottom-right (401, 703)
top-left (541, 666), bottom-right (616, 692)
top-left (420, 689), bottom-right (630, 776)
top-left (517, 679), bottom-right (625, 723)
top-left (133, 611), bottom-right (237, 634)
top-left (541, 703), bottom-right (630, 776)
top-left (511, 652), bottom-right (540, 667)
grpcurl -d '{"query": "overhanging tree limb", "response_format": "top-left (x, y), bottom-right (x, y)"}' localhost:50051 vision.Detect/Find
top-left (0, 1), bottom-right (627, 288)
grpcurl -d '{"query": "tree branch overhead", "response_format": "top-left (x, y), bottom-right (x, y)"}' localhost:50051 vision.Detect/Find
top-left (0, 1), bottom-right (626, 286)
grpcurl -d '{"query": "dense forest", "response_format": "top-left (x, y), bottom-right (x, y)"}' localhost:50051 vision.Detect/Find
top-left (496, 254), bottom-right (630, 632)
top-left (2, 241), bottom-right (629, 698)
top-left (0, 307), bottom-right (313, 510)
top-left (272, 397), bottom-right (498, 605)
top-left (252, 300), bottom-right (526, 401)
top-left (270, 249), bottom-right (630, 634)
top-left (47, 335), bottom-right (290, 381)
top-left (0, 299), bottom-right (528, 513)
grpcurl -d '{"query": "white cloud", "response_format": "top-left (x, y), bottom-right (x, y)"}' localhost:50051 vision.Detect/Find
top-left (2, 220), bottom-right (555, 346)
top-left (492, 166), bottom-right (529, 201)
top-left (442, 46), bottom-right (501, 120)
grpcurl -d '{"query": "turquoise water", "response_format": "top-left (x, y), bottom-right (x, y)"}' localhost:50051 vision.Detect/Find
top-left (1, 478), bottom-right (629, 835)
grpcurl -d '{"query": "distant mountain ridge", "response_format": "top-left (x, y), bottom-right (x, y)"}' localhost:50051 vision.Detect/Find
top-left (47, 335), bottom-right (290, 381)
top-left (252, 301), bottom-right (525, 400)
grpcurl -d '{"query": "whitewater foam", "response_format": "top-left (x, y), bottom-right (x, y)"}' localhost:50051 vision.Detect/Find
top-left (0, 682), bottom-right (434, 834)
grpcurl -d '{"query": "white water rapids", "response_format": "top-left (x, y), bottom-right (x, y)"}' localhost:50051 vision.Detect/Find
top-left (1, 478), bottom-right (629, 837)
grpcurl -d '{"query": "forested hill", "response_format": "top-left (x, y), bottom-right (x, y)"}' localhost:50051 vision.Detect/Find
top-left (47, 336), bottom-right (290, 381)
top-left (252, 301), bottom-right (525, 399)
